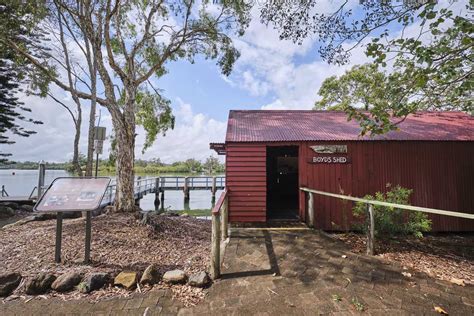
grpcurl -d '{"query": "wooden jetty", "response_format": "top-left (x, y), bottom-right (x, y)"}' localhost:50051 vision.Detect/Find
top-left (1, 176), bottom-right (226, 207)
top-left (101, 176), bottom-right (226, 207)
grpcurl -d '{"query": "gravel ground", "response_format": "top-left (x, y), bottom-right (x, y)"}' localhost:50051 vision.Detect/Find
top-left (0, 213), bottom-right (211, 305)
top-left (333, 232), bottom-right (474, 284)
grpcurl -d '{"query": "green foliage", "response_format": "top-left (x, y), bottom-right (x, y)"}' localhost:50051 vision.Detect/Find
top-left (203, 156), bottom-right (224, 174)
top-left (353, 184), bottom-right (431, 239)
top-left (363, 3), bottom-right (474, 128)
top-left (315, 64), bottom-right (408, 135)
top-left (263, 1), bottom-right (473, 134)
top-left (135, 90), bottom-right (175, 154)
top-left (0, 1), bottom-right (48, 162)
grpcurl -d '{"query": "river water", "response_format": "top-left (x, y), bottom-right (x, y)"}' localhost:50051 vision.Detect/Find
top-left (0, 169), bottom-right (222, 211)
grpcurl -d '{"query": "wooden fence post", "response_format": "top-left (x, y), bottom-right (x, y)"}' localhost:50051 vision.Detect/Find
top-left (210, 213), bottom-right (221, 279)
top-left (37, 161), bottom-right (46, 198)
top-left (221, 197), bottom-right (228, 240)
top-left (308, 192), bottom-right (314, 228)
top-left (211, 176), bottom-right (217, 200)
top-left (183, 177), bottom-right (190, 202)
top-left (154, 178), bottom-right (160, 207)
top-left (366, 204), bottom-right (375, 255)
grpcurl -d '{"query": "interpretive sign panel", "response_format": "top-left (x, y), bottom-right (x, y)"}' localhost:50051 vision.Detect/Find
top-left (35, 177), bottom-right (111, 212)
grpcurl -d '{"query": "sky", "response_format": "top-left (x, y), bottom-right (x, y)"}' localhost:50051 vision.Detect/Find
top-left (5, 0), bottom-right (460, 164)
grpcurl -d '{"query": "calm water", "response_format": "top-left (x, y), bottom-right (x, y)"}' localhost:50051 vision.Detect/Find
top-left (0, 169), bottom-right (221, 211)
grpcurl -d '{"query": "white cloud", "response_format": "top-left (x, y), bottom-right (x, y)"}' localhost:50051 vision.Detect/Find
top-left (135, 98), bottom-right (226, 163)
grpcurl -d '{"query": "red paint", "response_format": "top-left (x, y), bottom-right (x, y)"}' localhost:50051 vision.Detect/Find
top-left (222, 111), bottom-right (474, 232)
top-left (226, 111), bottom-right (474, 142)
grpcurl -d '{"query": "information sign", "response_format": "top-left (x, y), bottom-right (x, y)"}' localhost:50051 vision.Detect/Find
top-left (35, 177), bottom-right (111, 212)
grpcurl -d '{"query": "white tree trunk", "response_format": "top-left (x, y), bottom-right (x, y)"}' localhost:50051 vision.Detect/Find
top-left (113, 100), bottom-right (137, 212)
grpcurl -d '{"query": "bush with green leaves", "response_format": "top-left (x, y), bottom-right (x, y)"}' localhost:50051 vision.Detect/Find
top-left (353, 184), bottom-right (431, 239)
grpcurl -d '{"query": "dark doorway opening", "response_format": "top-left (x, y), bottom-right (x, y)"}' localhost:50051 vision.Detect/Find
top-left (267, 146), bottom-right (299, 220)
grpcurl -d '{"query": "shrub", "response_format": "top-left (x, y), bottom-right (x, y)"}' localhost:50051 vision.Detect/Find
top-left (353, 184), bottom-right (432, 239)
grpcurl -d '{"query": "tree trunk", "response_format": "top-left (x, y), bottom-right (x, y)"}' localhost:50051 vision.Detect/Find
top-left (114, 121), bottom-right (136, 212)
top-left (85, 96), bottom-right (96, 176)
top-left (72, 108), bottom-right (82, 176)
top-left (85, 46), bottom-right (97, 177)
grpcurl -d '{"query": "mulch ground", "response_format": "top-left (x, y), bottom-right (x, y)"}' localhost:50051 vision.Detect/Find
top-left (333, 232), bottom-right (474, 285)
top-left (0, 213), bottom-right (211, 306)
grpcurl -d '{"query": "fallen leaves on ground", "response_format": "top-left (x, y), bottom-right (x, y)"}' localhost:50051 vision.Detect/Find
top-left (334, 232), bottom-right (474, 285)
top-left (0, 213), bottom-right (211, 306)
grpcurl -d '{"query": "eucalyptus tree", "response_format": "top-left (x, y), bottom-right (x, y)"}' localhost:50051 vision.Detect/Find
top-left (5, 0), bottom-right (250, 211)
top-left (261, 0), bottom-right (473, 134)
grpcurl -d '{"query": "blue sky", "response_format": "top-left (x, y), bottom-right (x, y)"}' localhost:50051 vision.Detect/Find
top-left (8, 0), bottom-right (460, 163)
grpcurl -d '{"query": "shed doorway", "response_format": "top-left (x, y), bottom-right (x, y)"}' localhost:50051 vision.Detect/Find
top-left (266, 146), bottom-right (299, 220)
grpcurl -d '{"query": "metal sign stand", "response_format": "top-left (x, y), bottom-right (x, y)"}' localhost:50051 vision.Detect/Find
top-left (54, 210), bottom-right (93, 264)
top-left (34, 177), bottom-right (111, 265)
top-left (55, 212), bottom-right (63, 263)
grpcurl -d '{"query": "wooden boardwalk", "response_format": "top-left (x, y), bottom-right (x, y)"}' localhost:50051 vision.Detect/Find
top-left (1, 176), bottom-right (225, 206)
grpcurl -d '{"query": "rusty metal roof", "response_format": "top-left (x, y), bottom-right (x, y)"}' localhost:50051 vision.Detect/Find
top-left (226, 110), bottom-right (474, 142)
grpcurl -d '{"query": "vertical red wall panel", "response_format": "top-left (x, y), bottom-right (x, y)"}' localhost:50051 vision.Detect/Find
top-left (226, 143), bottom-right (267, 222)
top-left (299, 141), bottom-right (474, 232)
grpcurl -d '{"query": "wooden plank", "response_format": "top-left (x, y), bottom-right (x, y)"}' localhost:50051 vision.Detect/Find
top-left (230, 196), bottom-right (266, 202)
top-left (229, 187), bottom-right (266, 192)
top-left (227, 151), bottom-right (266, 157)
top-left (226, 161), bottom-right (266, 167)
top-left (225, 181), bottom-right (266, 187)
top-left (230, 201), bottom-right (266, 207)
top-left (226, 157), bottom-right (266, 163)
top-left (229, 216), bottom-right (266, 222)
top-left (226, 166), bottom-right (266, 172)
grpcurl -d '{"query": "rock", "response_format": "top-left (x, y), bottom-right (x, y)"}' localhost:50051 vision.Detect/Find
top-left (0, 202), bottom-right (19, 209)
top-left (25, 273), bottom-right (56, 295)
top-left (0, 273), bottom-right (22, 297)
top-left (180, 213), bottom-right (190, 217)
top-left (162, 270), bottom-right (187, 284)
top-left (187, 271), bottom-right (210, 287)
top-left (114, 272), bottom-right (137, 290)
top-left (0, 206), bottom-right (15, 219)
top-left (20, 204), bottom-right (34, 212)
top-left (51, 271), bottom-right (82, 292)
top-left (450, 278), bottom-right (466, 287)
top-left (79, 273), bottom-right (111, 293)
top-left (140, 264), bottom-right (161, 285)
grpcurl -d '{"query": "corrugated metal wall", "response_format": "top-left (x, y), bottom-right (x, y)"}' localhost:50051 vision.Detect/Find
top-left (299, 141), bottom-right (474, 232)
top-left (226, 143), bottom-right (266, 222)
top-left (226, 141), bottom-right (474, 232)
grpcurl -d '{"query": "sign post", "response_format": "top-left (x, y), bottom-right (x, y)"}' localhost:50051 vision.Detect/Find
top-left (94, 127), bottom-right (106, 178)
top-left (34, 177), bottom-right (111, 263)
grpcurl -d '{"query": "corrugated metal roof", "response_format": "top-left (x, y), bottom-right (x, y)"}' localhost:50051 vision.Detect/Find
top-left (226, 110), bottom-right (474, 142)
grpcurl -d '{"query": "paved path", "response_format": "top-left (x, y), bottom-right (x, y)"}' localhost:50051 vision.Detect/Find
top-left (183, 228), bottom-right (473, 315)
top-left (2, 228), bottom-right (473, 315)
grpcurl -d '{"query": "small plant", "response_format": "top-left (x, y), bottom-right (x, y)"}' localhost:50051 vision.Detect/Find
top-left (352, 184), bottom-right (431, 239)
top-left (351, 297), bottom-right (365, 311)
top-left (332, 294), bottom-right (342, 302)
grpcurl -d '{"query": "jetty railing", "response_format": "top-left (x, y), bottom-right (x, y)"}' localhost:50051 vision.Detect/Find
top-left (1, 185), bottom-right (8, 197)
top-left (210, 189), bottom-right (229, 279)
top-left (300, 187), bottom-right (474, 255)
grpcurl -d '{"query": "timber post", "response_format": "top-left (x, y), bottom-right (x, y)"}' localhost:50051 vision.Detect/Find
top-left (160, 177), bottom-right (166, 202)
top-left (307, 192), bottom-right (314, 228)
top-left (37, 161), bottom-right (46, 199)
top-left (183, 177), bottom-right (190, 202)
top-left (366, 204), bottom-right (375, 255)
top-left (210, 212), bottom-right (221, 279)
top-left (221, 196), bottom-right (228, 240)
top-left (211, 176), bottom-right (217, 201)
top-left (154, 177), bottom-right (160, 207)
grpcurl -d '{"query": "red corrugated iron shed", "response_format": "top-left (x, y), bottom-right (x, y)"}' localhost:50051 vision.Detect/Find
top-left (220, 110), bottom-right (474, 231)
top-left (226, 110), bottom-right (474, 142)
